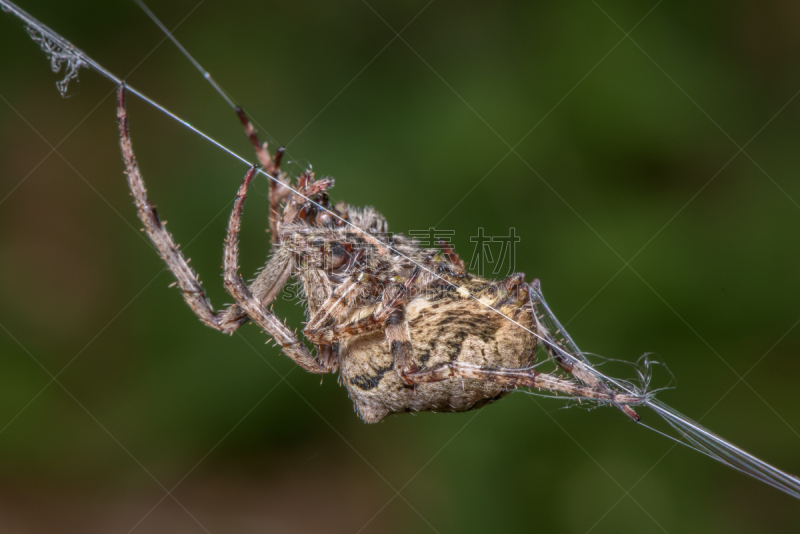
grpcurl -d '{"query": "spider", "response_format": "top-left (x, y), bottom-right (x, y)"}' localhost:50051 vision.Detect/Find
top-left (117, 85), bottom-right (644, 424)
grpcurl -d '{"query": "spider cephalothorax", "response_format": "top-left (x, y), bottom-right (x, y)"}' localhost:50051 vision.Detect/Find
top-left (118, 85), bottom-right (642, 423)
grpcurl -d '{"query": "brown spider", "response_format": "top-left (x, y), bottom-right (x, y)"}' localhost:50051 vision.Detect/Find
top-left (117, 85), bottom-right (644, 423)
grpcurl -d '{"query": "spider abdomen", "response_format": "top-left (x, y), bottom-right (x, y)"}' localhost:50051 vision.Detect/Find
top-left (340, 291), bottom-right (536, 423)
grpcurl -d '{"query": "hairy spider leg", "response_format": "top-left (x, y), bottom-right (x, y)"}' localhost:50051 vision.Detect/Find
top-left (117, 85), bottom-right (280, 334)
top-left (305, 268), bottom-right (421, 380)
top-left (403, 361), bottom-right (645, 410)
top-left (437, 239), bottom-right (466, 271)
top-left (222, 167), bottom-right (328, 373)
top-left (400, 273), bottom-right (645, 420)
top-left (303, 267), bottom-right (421, 345)
top-left (302, 276), bottom-right (364, 336)
top-left (527, 279), bottom-right (641, 421)
top-left (236, 107), bottom-right (289, 243)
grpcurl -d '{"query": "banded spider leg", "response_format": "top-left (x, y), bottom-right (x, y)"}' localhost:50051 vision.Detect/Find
top-left (403, 272), bottom-right (645, 420)
top-left (118, 84), bottom-right (326, 373)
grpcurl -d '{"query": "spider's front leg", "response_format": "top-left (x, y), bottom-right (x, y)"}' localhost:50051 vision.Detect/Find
top-left (235, 108), bottom-right (290, 244)
top-left (118, 85), bottom-right (281, 334)
top-left (223, 168), bottom-right (327, 374)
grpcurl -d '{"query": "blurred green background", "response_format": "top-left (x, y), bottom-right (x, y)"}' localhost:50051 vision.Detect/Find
top-left (1, 1), bottom-right (800, 532)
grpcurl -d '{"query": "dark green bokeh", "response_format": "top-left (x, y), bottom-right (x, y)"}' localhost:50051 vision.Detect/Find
top-left (1, 1), bottom-right (799, 532)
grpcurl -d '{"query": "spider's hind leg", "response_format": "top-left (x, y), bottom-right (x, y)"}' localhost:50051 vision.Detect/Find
top-left (404, 361), bottom-right (644, 419)
top-left (526, 279), bottom-right (642, 421)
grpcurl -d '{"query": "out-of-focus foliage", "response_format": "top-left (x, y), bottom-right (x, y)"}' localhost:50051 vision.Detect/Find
top-left (1, 1), bottom-right (799, 532)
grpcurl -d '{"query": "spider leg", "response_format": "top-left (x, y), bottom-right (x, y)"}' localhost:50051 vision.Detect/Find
top-left (303, 268), bottom-right (420, 345)
top-left (385, 309), bottom-right (414, 377)
top-left (305, 306), bottom-right (413, 373)
top-left (304, 271), bottom-right (419, 380)
top-left (437, 239), bottom-right (466, 271)
top-left (118, 85), bottom-right (277, 334)
top-left (480, 272), bottom-right (529, 308)
top-left (303, 276), bottom-right (363, 338)
top-left (403, 361), bottom-right (644, 419)
top-left (300, 272), bottom-right (395, 373)
top-left (526, 280), bottom-right (641, 421)
top-left (298, 275), bottom-right (360, 367)
top-left (236, 107), bottom-right (290, 243)
top-left (223, 167), bottom-right (327, 374)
